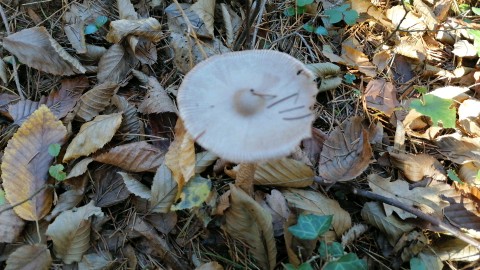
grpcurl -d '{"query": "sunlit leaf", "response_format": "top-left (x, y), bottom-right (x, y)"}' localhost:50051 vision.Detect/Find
top-left (288, 214), bottom-right (333, 240)
top-left (410, 94), bottom-right (456, 128)
top-left (171, 175), bottom-right (211, 211)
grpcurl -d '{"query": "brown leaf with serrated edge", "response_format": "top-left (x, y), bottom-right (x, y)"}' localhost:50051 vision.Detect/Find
top-left (318, 116), bottom-right (372, 182)
top-left (76, 82), bottom-right (119, 121)
top-left (138, 76), bottom-right (177, 114)
top-left (5, 244), bottom-right (52, 270)
top-left (223, 184), bottom-right (277, 270)
top-left (118, 172), bottom-right (151, 199)
top-left (63, 113), bottom-right (122, 162)
top-left (0, 203), bottom-right (25, 243)
top-left (93, 167), bottom-right (130, 207)
top-left (97, 44), bottom-right (138, 83)
top-left (165, 119), bottom-right (195, 193)
top-left (111, 95), bottom-right (143, 141)
top-left (2, 105), bottom-right (67, 220)
top-left (150, 163), bottom-right (178, 213)
top-left (389, 152), bottom-right (446, 182)
top-left (106, 18), bottom-right (162, 43)
top-left (282, 188), bottom-right (351, 236)
top-left (3, 27), bottom-right (85, 75)
top-left (364, 79), bottom-right (399, 116)
top-left (93, 141), bottom-right (164, 172)
top-left (146, 212), bottom-right (177, 234)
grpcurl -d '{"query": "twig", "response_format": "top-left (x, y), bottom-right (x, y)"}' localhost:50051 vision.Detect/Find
top-left (234, 0), bottom-right (263, 50)
top-left (352, 187), bottom-right (480, 250)
top-left (0, 3), bottom-right (26, 100)
top-left (250, 0), bottom-right (267, 48)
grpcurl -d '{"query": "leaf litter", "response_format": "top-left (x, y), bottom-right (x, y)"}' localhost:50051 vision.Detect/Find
top-left (1, 0), bottom-right (480, 269)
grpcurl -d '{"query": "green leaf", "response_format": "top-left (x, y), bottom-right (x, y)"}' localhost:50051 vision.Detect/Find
top-left (325, 9), bottom-right (343, 24)
top-left (296, 0), bottom-right (313, 7)
top-left (315, 26), bottom-right (328, 35)
top-left (95, 16), bottom-right (108, 27)
top-left (458, 4), bottom-right (470, 13)
top-left (49, 164), bottom-right (67, 181)
top-left (288, 214), bottom-right (333, 240)
top-left (472, 7), bottom-right (480, 15)
top-left (303, 23), bottom-right (314, 32)
top-left (0, 188), bottom-right (5, 206)
top-left (410, 256), bottom-right (427, 270)
top-left (171, 175), bottom-right (211, 211)
top-left (447, 169), bottom-right (463, 184)
top-left (336, 4), bottom-right (350, 12)
top-left (414, 86), bottom-right (428, 94)
top-left (343, 73), bottom-right (356, 84)
top-left (476, 170), bottom-right (480, 181)
top-left (48, 143), bottom-right (61, 157)
top-left (410, 94), bottom-right (456, 128)
top-left (343, 10), bottom-right (359, 25)
top-left (284, 262), bottom-right (313, 270)
top-left (323, 253), bottom-right (367, 270)
top-left (85, 24), bottom-right (99, 35)
top-left (318, 241), bottom-right (344, 259)
top-left (297, 6), bottom-right (306, 14)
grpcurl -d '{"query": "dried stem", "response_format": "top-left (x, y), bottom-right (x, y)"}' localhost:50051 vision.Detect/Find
top-left (235, 163), bottom-right (256, 196)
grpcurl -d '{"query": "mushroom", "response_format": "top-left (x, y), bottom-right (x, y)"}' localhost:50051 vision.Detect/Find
top-left (177, 50), bottom-right (318, 194)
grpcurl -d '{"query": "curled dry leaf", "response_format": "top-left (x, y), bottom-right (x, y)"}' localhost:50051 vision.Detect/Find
top-left (3, 27), bottom-right (86, 75)
top-left (137, 76), bottom-right (177, 114)
top-left (386, 5), bottom-right (427, 31)
top-left (76, 82), bottom-right (120, 122)
top-left (412, 0), bottom-right (438, 30)
top-left (66, 157), bottom-right (94, 179)
top-left (0, 203), bottom-right (25, 243)
top-left (118, 172), bottom-right (152, 199)
top-left (106, 18), bottom-right (162, 43)
top-left (435, 134), bottom-right (480, 164)
top-left (223, 185), bottom-right (277, 270)
top-left (45, 189), bottom-right (84, 222)
top-left (367, 174), bottom-right (450, 220)
top-left (2, 105), bottom-right (67, 220)
top-left (97, 44), bottom-right (138, 83)
top-left (364, 79), bottom-right (399, 116)
top-left (282, 189), bottom-right (351, 236)
top-left (341, 45), bottom-right (377, 77)
top-left (63, 113), bottom-right (122, 162)
top-left (389, 152), bottom-right (447, 182)
top-left (93, 141), bottom-right (164, 172)
top-left (318, 116), bottom-right (373, 183)
top-left (150, 163), bottom-right (178, 213)
top-left (46, 201), bottom-right (104, 264)
top-left (458, 99), bottom-right (480, 136)
top-left (5, 244), bottom-right (52, 270)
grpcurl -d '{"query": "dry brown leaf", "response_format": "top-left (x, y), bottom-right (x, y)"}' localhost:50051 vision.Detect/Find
top-left (46, 201), bottom-right (104, 264)
top-left (386, 5), bottom-right (427, 31)
top-left (63, 113), bottom-right (122, 162)
top-left (93, 167), bottom-right (131, 207)
top-left (150, 163), bottom-right (178, 213)
top-left (395, 37), bottom-right (427, 62)
top-left (166, 3), bottom-right (212, 39)
top-left (318, 116), bottom-right (373, 182)
top-left (459, 162), bottom-right (480, 185)
top-left (106, 18), bottom-right (162, 43)
top-left (2, 105), bottom-right (67, 220)
top-left (66, 158), bottom-right (94, 179)
top-left (0, 203), bottom-right (25, 243)
top-left (458, 99), bottom-right (480, 136)
top-left (368, 174), bottom-right (450, 219)
top-left (433, 238), bottom-right (480, 262)
top-left (322, 45), bottom-right (346, 64)
top-left (191, 0), bottom-right (215, 38)
top-left (0, 58), bottom-right (8, 84)
top-left (223, 184), bottom-right (277, 270)
top-left (452, 40), bottom-right (477, 58)
top-left (302, 127), bottom-right (327, 165)
top-left (137, 76), bottom-right (177, 114)
top-left (342, 45), bottom-right (377, 77)
top-left (364, 79), bottom-right (399, 116)
top-left (220, 4), bottom-right (242, 47)
top-left (435, 134), bottom-right (480, 164)
top-left (389, 152), bottom-right (447, 182)
top-left (94, 141), bottom-right (164, 172)
top-left (118, 0), bottom-right (138, 20)
top-left (195, 261), bottom-right (224, 270)
top-left (45, 189), bottom-right (84, 222)
top-left (5, 244), bottom-right (52, 270)
top-left (64, 23), bottom-right (87, 54)
top-left (351, 0), bottom-right (394, 29)
top-left (76, 82), bottom-right (119, 121)
top-left (413, 0), bottom-right (438, 30)
top-left (3, 27), bottom-right (85, 75)
top-left (372, 50), bottom-right (392, 72)
top-left (282, 188), bottom-right (351, 236)
top-left (165, 119), bottom-right (195, 193)
top-left (341, 223), bottom-right (369, 247)
top-left (97, 44), bottom-right (138, 83)
top-left (145, 212), bottom-right (177, 234)
top-left (257, 189), bottom-right (290, 237)
top-left (78, 253), bottom-right (114, 269)
top-left (118, 172), bottom-right (151, 199)
top-left (111, 95), bottom-right (143, 141)
top-left (128, 37), bottom-right (158, 65)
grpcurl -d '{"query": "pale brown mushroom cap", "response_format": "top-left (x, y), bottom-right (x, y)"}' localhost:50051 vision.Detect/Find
top-left (177, 50), bottom-right (318, 163)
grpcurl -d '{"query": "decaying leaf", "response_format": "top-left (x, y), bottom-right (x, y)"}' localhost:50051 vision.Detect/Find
top-left (150, 163), bottom-right (178, 213)
top-left (171, 175), bottom-right (211, 210)
top-left (191, 0), bottom-right (215, 38)
top-left (76, 82), bottom-right (120, 121)
top-left (45, 189), bottom-right (84, 222)
top-left (5, 244), bottom-right (52, 270)
top-left (66, 158), bottom-right (94, 179)
top-left (0, 203), bottom-right (25, 243)
top-left (93, 141), bottom-right (164, 172)
top-left (433, 238), bottom-right (480, 262)
top-left (118, 172), bottom-right (152, 199)
top-left (364, 79), bottom-right (399, 116)
top-left (63, 113), bottom-right (122, 162)
top-left (389, 152), bottom-right (446, 182)
top-left (341, 223), bottom-right (369, 247)
top-left (282, 189), bottom-right (351, 236)
top-left (106, 18), bottom-right (162, 43)
top-left (3, 27), bottom-right (86, 75)
top-left (223, 185), bottom-right (277, 270)
top-left (367, 174), bottom-right (450, 219)
top-left (112, 95), bottom-right (143, 141)
top-left (93, 167), bottom-right (131, 207)
top-left (351, 0), bottom-right (394, 29)
top-left (46, 201), bottom-right (104, 264)
top-left (78, 252), bottom-right (114, 270)
top-left (458, 99), bottom-right (480, 136)
top-left (97, 44), bottom-right (138, 83)
top-left (2, 105), bottom-right (67, 220)
top-left (195, 151), bottom-right (219, 174)
top-left (459, 162), bottom-right (480, 185)
top-left (342, 45), bottom-right (377, 77)
top-left (257, 190), bottom-right (291, 237)
top-left (435, 134), bottom-right (480, 164)
top-left (318, 116), bottom-right (373, 182)
top-left (118, 0), bottom-right (138, 20)
top-left (137, 76), bottom-right (177, 114)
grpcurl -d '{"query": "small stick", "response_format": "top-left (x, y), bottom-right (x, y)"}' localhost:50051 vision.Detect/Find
top-left (250, 0), bottom-right (267, 48)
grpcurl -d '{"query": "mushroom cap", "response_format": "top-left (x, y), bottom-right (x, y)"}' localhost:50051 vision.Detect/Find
top-left (177, 50), bottom-right (318, 163)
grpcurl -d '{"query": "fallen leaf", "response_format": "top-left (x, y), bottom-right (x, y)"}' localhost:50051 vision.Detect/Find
top-left (145, 212), bottom-right (178, 234)
top-left (118, 0), bottom-right (138, 20)
top-left (433, 238), bottom-right (480, 262)
top-left (318, 116), bottom-right (373, 182)
top-left (351, 0), bottom-right (394, 29)
top-left (137, 76), bottom-right (177, 114)
top-left (93, 167), bottom-right (130, 207)
top-left (63, 113), bottom-right (122, 162)
top-left (435, 134), bottom-right (480, 164)
top-left (342, 45), bottom-right (377, 77)
top-left (195, 151), bottom-right (219, 174)
top-left (372, 50), bottom-right (391, 72)
top-left (389, 152), bottom-right (446, 182)
top-left (2, 105), bottom-right (67, 220)
top-left (257, 189), bottom-right (290, 237)
top-left (364, 79), bottom-right (399, 116)
top-left (111, 95), bottom-right (143, 141)
top-left (45, 189), bottom-right (84, 222)
top-left (413, 0), bottom-right (438, 30)
top-left (3, 27), bottom-right (86, 75)
top-left (452, 40), bottom-right (478, 57)
top-left (288, 214), bottom-right (333, 240)
top-left (195, 261), bottom-right (224, 270)
top-left (78, 253), bottom-right (114, 270)
top-left (0, 203), bottom-right (25, 243)
top-left (223, 184), bottom-right (277, 270)
top-left (66, 158), bottom-right (94, 179)
top-left (97, 44), bottom-right (138, 83)
top-left (395, 36), bottom-right (427, 62)
top-left (76, 82), bottom-right (120, 121)
top-left (106, 18), bottom-right (162, 43)
top-left (93, 141), bottom-right (164, 172)
top-left (459, 162), bottom-right (480, 185)
top-left (386, 5), bottom-right (427, 31)
top-left (5, 244), bottom-right (51, 270)
top-left (458, 99), bottom-right (480, 136)
top-left (322, 45), bottom-right (346, 64)
top-left (150, 163), bottom-right (178, 213)
top-left (128, 37), bottom-right (158, 64)
top-left (118, 172), bottom-right (152, 199)
top-left (191, 0), bottom-right (216, 38)
top-left (171, 175), bottom-right (211, 211)
top-left (0, 58), bottom-right (8, 84)
top-left (410, 94), bottom-right (456, 129)
top-left (46, 201), bottom-right (104, 264)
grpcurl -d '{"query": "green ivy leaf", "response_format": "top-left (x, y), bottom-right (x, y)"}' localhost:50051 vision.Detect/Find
top-left (0, 188), bottom-right (5, 206)
top-left (171, 175), bottom-right (211, 211)
top-left (315, 26), bottom-right (328, 35)
top-left (325, 9), bottom-right (343, 24)
top-left (284, 7), bottom-right (296, 16)
top-left (284, 262), bottom-right (313, 270)
top-left (48, 143), bottom-right (61, 157)
top-left (323, 253), bottom-right (367, 270)
top-left (343, 73), bottom-right (356, 84)
top-left (95, 16), bottom-right (108, 27)
top-left (85, 24), bottom-right (99, 35)
top-left (447, 169), bottom-right (463, 184)
top-left (49, 164), bottom-right (67, 181)
top-left (343, 10), bottom-right (359, 25)
top-left (410, 94), bottom-right (456, 128)
top-left (288, 214), bottom-right (333, 240)
top-left (303, 23), bottom-right (314, 32)
top-left (296, 0), bottom-right (313, 7)
top-left (318, 241), bottom-right (344, 259)
top-left (410, 256), bottom-right (427, 270)
top-left (472, 7), bottom-right (480, 15)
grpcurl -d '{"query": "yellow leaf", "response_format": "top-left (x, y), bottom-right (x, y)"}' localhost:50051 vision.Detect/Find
top-left (1, 105), bottom-right (67, 220)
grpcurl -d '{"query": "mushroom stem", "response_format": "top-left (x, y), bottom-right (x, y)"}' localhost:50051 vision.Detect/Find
top-left (235, 163), bottom-right (256, 196)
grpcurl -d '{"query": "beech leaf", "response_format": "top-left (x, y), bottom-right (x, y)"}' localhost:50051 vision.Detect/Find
top-left (118, 172), bottom-right (152, 199)
top-left (97, 44), bottom-right (138, 83)
top-left (76, 82), bottom-right (120, 121)
top-left (150, 163), bottom-right (178, 213)
top-left (0, 202), bottom-right (25, 243)
top-left (5, 244), bottom-right (52, 270)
